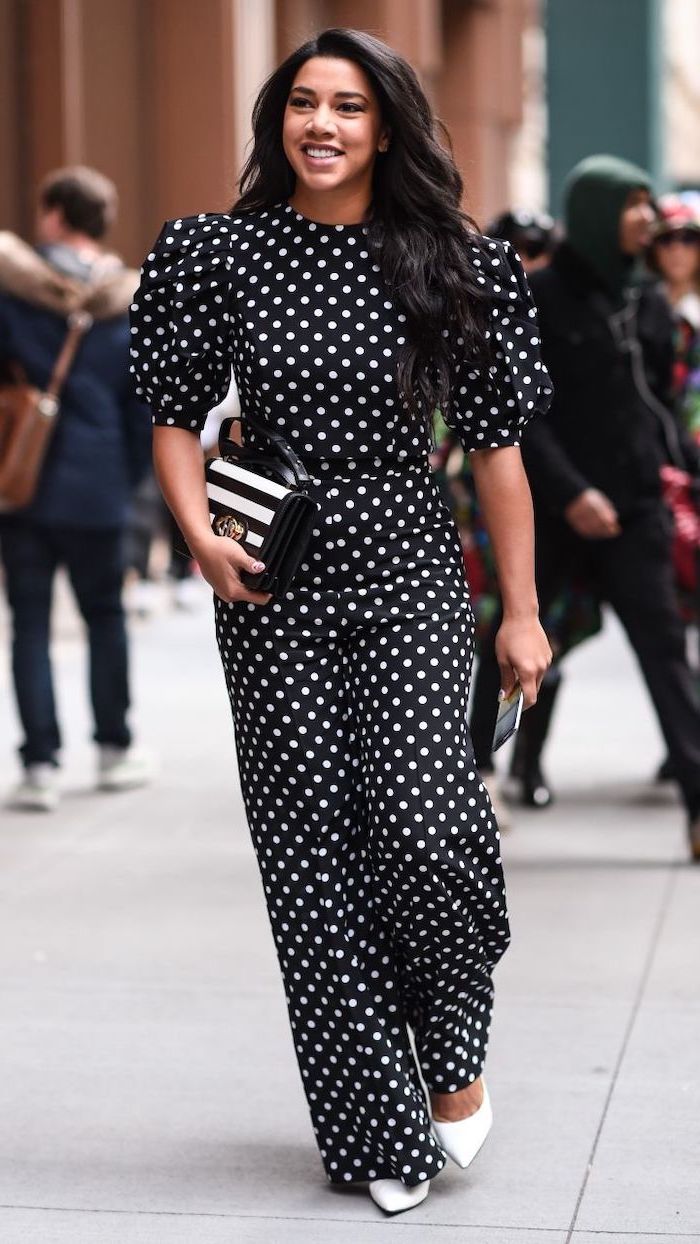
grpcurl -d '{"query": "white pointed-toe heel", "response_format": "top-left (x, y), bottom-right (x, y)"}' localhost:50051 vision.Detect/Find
top-left (369, 1178), bottom-right (430, 1214)
top-left (431, 1078), bottom-right (493, 1169)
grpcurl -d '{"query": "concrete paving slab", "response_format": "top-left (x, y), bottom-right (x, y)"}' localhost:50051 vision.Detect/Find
top-left (496, 863), bottom-right (672, 1006)
top-left (230, 1223), bottom-right (568, 1244)
top-left (0, 1206), bottom-right (568, 1244)
top-left (572, 1040), bottom-right (700, 1235)
top-left (1, 594), bottom-right (697, 1239)
top-left (0, 977), bottom-right (584, 1230)
top-left (573, 874), bottom-right (700, 1237)
top-left (573, 1236), bottom-right (700, 1243)
top-left (640, 865), bottom-right (700, 1006)
top-left (0, 828), bottom-right (276, 994)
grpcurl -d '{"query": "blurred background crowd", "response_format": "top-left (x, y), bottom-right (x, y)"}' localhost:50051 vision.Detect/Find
top-left (2, 0), bottom-right (700, 857)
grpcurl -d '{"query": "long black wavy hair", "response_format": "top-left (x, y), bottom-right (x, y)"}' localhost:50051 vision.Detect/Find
top-left (234, 27), bottom-right (491, 420)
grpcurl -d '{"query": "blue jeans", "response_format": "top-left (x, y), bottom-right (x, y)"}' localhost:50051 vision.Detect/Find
top-left (1, 522), bottom-right (131, 767)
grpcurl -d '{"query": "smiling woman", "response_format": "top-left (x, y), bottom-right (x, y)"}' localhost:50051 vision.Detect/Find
top-left (282, 60), bottom-right (390, 223)
top-left (234, 28), bottom-right (502, 421)
top-left (129, 25), bottom-right (553, 1219)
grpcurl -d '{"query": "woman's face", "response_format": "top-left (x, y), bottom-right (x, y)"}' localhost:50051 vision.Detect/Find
top-left (619, 188), bottom-right (656, 255)
top-left (283, 56), bottom-right (389, 203)
top-left (652, 229), bottom-right (700, 287)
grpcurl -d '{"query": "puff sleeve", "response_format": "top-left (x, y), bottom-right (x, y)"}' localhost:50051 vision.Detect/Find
top-left (443, 238), bottom-right (553, 453)
top-left (129, 213), bottom-right (235, 432)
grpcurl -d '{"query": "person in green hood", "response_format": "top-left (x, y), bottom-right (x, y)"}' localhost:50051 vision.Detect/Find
top-left (565, 153), bottom-right (655, 304)
top-left (469, 153), bottom-right (700, 861)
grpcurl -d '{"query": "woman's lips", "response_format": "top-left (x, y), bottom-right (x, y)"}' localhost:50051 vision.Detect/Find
top-left (301, 145), bottom-right (344, 166)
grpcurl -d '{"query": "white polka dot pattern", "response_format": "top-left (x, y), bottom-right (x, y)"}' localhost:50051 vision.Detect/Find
top-left (126, 206), bottom-right (547, 1191)
top-left (128, 204), bottom-right (552, 455)
top-left (215, 459), bottom-right (510, 1188)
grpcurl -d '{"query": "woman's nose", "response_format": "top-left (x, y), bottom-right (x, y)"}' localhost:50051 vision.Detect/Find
top-left (306, 106), bottom-right (336, 135)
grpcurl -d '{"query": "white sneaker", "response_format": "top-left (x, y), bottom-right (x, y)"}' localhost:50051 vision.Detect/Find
top-left (172, 576), bottom-right (204, 611)
top-left (97, 745), bottom-right (155, 791)
top-left (8, 763), bottom-right (60, 812)
top-left (125, 579), bottom-right (159, 619)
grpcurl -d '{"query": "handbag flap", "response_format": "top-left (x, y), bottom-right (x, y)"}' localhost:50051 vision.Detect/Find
top-left (205, 456), bottom-right (295, 557)
top-left (207, 456), bottom-right (291, 501)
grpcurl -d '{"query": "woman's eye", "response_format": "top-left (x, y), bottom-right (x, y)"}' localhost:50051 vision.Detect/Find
top-left (289, 97), bottom-right (311, 108)
top-left (338, 103), bottom-right (362, 113)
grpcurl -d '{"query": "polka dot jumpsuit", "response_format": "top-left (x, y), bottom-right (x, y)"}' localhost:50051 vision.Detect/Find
top-left (129, 205), bottom-right (553, 1189)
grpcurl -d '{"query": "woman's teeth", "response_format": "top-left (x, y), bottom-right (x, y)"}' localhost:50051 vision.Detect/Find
top-left (304, 147), bottom-right (340, 159)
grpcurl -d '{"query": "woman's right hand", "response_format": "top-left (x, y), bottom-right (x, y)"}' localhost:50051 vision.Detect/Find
top-left (193, 532), bottom-right (273, 606)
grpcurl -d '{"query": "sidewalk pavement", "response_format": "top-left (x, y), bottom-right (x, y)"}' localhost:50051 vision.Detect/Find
top-left (0, 577), bottom-right (698, 1244)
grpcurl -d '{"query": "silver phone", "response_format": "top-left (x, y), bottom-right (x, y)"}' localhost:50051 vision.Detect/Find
top-left (492, 683), bottom-right (524, 753)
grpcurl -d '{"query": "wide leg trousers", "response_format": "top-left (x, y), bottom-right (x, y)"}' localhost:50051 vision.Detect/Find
top-left (214, 458), bottom-right (510, 1187)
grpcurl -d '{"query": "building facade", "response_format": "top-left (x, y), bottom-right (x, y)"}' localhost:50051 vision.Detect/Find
top-left (0, 0), bottom-right (533, 263)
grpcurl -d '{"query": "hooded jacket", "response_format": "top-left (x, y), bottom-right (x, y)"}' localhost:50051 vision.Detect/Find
top-left (0, 232), bottom-right (151, 528)
top-left (521, 155), bottom-right (698, 520)
top-left (564, 153), bottom-right (652, 304)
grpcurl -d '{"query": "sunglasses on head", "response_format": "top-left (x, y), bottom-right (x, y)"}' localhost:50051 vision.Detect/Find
top-left (656, 228), bottom-right (700, 248)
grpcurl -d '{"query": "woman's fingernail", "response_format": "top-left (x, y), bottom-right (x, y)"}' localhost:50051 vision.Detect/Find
top-left (498, 689), bottom-right (506, 701)
top-left (252, 561), bottom-right (265, 572)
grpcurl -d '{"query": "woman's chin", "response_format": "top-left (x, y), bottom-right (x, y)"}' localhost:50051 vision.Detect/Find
top-left (294, 169), bottom-right (347, 192)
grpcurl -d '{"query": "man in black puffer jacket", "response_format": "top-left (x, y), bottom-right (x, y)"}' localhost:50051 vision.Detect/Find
top-left (471, 154), bottom-right (700, 860)
top-left (0, 167), bottom-right (153, 810)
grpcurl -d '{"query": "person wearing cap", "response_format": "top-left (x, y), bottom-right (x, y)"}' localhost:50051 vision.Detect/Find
top-left (644, 194), bottom-right (700, 785)
top-left (470, 154), bottom-right (700, 860)
top-left (485, 208), bottom-right (557, 275)
top-left (648, 194), bottom-right (700, 440)
top-left (472, 209), bottom-right (586, 815)
top-left (433, 206), bottom-right (562, 817)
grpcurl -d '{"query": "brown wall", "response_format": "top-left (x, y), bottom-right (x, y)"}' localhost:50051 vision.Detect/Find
top-left (69, 0), bottom-right (149, 264)
top-left (276, 0), bottom-right (527, 225)
top-left (3, 0), bottom-right (150, 260)
top-left (146, 0), bottom-right (238, 234)
top-left (437, 0), bottom-right (527, 223)
top-left (0, 0), bottom-right (531, 264)
top-left (276, 0), bottom-right (442, 97)
top-left (0, 0), bottom-right (24, 233)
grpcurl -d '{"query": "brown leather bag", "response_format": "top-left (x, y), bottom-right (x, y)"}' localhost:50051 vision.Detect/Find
top-left (0, 310), bottom-right (92, 511)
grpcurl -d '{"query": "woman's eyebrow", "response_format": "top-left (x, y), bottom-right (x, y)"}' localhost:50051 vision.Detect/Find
top-left (289, 85), bottom-right (369, 103)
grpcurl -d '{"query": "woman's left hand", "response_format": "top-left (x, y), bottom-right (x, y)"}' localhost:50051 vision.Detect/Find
top-left (495, 615), bottom-right (552, 709)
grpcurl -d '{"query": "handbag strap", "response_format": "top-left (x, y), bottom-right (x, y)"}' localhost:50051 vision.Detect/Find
top-left (218, 411), bottom-right (312, 489)
top-left (43, 309), bottom-right (93, 406)
top-left (1, 309), bottom-right (92, 405)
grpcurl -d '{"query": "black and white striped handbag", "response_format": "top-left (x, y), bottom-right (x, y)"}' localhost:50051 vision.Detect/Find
top-left (205, 413), bottom-right (318, 597)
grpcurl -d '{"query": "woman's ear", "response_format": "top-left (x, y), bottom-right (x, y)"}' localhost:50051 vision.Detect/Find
top-left (378, 128), bottom-right (391, 154)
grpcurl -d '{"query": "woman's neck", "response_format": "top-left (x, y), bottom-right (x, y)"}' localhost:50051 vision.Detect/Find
top-left (288, 183), bottom-right (371, 226)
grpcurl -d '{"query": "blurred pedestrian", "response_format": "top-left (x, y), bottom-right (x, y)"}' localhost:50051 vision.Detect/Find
top-left (123, 374), bottom-right (241, 617)
top-left (130, 29), bottom-right (552, 1215)
top-left (464, 209), bottom-right (582, 816)
top-left (123, 474), bottom-right (201, 616)
top-left (485, 207), bottom-right (557, 274)
top-left (646, 194), bottom-right (700, 782)
top-left (0, 166), bottom-right (154, 811)
top-left (470, 154), bottom-right (700, 861)
top-left (123, 470), bottom-right (165, 617)
top-left (648, 194), bottom-right (700, 440)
